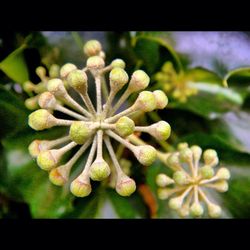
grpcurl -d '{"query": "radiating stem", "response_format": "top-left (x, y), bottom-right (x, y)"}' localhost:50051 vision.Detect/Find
top-left (105, 106), bottom-right (136, 123)
top-left (58, 141), bottom-right (77, 155)
top-left (102, 89), bottom-right (116, 118)
top-left (101, 75), bottom-right (109, 102)
top-left (95, 75), bottom-right (102, 115)
top-left (96, 130), bottom-right (103, 159)
top-left (46, 135), bottom-right (71, 149)
top-left (55, 104), bottom-right (88, 121)
top-left (56, 118), bottom-right (75, 126)
top-left (80, 93), bottom-right (96, 115)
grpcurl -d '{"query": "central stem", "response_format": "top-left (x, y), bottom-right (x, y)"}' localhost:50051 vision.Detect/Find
top-left (95, 74), bottom-right (102, 115)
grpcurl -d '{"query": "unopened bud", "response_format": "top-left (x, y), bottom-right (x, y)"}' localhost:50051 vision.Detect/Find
top-left (169, 196), bottom-right (183, 210)
top-left (212, 180), bottom-right (228, 192)
top-left (199, 165), bottom-right (215, 179)
top-left (25, 96), bottom-right (39, 110)
top-left (70, 174), bottom-right (92, 197)
top-left (203, 149), bottom-right (218, 165)
top-left (89, 159), bottom-right (111, 181)
top-left (83, 40), bottom-right (102, 57)
top-left (37, 150), bottom-right (60, 171)
top-left (208, 203), bottom-right (222, 218)
top-left (23, 81), bottom-right (35, 93)
top-left (153, 90), bottom-right (168, 109)
top-left (216, 168), bottom-right (230, 180)
top-left (173, 171), bottom-right (190, 185)
top-left (38, 92), bottom-right (57, 109)
top-left (86, 56), bottom-right (105, 70)
top-left (116, 174), bottom-right (136, 197)
top-left (177, 142), bottom-right (189, 151)
top-left (47, 78), bottom-right (67, 97)
top-left (134, 145), bottom-right (156, 166)
top-left (28, 140), bottom-right (50, 158)
top-left (109, 68), bottom-right (129, 91)
top-left (111, 59), bottom-right (126, 69)
top-left (157, 188), bottom-right (173, 200)
top-left (167, 153), bottom-right (181, 169)
top-left (190, 145), bottom-right (202, 161)
top-left (60, 63), bottom-right (77, 78)
top-left (190, 202), bottom-right (204, 217)
top-left (49, 64), bottom-right (60, 78)
top-left (36, 66), bottom-right (46, 79)
top-left (49, 165), bottom-right (69, 186)
top-left (115, 116), bottom-right (135, 137)
top-left (134, 91), bottom-right (156, 112)
top-left (148, 121), bottom-right (171, 141)
top-left (128, 70), bottom-right (150, 92)
top-left (67, 70), bottom-right (88, 93)
top-left (156, 174), bottom-right (174, 187)
top-left (179, 148), bottom-right (193, 162)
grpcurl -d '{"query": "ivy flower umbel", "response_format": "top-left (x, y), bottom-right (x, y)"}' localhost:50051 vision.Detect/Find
top-left (28, 40), bottom-right (171, 198)
top-left (156, 143), bottom-right (230, 218)
top-left (23, 64), bottom-right (61, 110)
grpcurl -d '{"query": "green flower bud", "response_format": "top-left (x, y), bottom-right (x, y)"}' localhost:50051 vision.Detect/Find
top-left (86, 56), bottom-right (105, 70)
top-left (60, 63), bottom-right (77, 78)
top-left (111, 59), bottom-right (126, 69)
top-left (169, 196), bottom-right (183, 210)
top-left (190, 202), bottom-right (204, 217)
top-left (49, 166), bottom-right (68, 186)
top-left (115, 116), bottom-right (135, 137)
top-left (37, 150), bottom-right (60, 171)
top-left (36, 66), bottom-right (46, 78)
top-left (70, 175), bottom-right (92, 197)
top-left (49, 64), bottom-right (60, 78)
top-left (208, 203), bottom-right (221, 218)
top-left (179, 148), bottom-right (193, 162)
top-left (23, 81), bottom-right (35, 93)
top-left (173, 171), bottom-right (190, 185)
top-left (116, 174), bottom-right (136, 197)
top-left (109, 68), bottom-right (129, 91)
top-left (167, 153), bottom-right (181, 169)
top-left (157, 188), bottom-right (173, 200)
top-left (216, 168), bottom-right (230, 180)
top-left (199, 165), bottom-right (215, 179)
top-left (38, 92), bottom-right (57, 109)
top-left (28, 140), bottom-right (49, 158)
top-left (190, 145), bottom-right (202, 161)
top-left (178, 206), bottom-right (190, 218)
top-left (28, 109), bottom-right (57, 131)
top-left (212, 180), bottom-right (228, 192)
top-left (203, 149), bottom-right (218, 165)
top-left (148, 121), bottom-right (171, 141)
top-left (25, 96), bottom-right (39, 110)
top-left (177, 142), bottom-right (189, 151)
top-left (128, 70), bottom-right (150, 92)
top-left (89, 159), bottom-right (111, 181)
top-left (134, 145), bottom-right (156, 166)
top-left (156, 174), bottom-right (174, 187)
top-left (153, 90), bottom-right (168, 109)
top-left (134, 91), bottom-right (156, 112)
top-left (67, 69), bottom-right (88, 93)
top-left (83, 40), bottom-right (102, 56)
top-left (69, 121), bottom-right (95, 144)
top-left (47, 78), bottom-right (67, 97)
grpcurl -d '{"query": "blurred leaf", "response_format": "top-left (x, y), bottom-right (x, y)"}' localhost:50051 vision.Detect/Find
top-left (0, 86), bottom-right (29, 140)
top-left (0, 44), bottom-right (29, 83)
top-left (223, 67), bottom-right (250, 87)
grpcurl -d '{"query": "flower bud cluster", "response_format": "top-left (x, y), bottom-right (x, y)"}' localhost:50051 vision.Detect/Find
top-left (156, 143), bottom-right (230, 218)
top-left (28, 39), bottom-right (171, 198)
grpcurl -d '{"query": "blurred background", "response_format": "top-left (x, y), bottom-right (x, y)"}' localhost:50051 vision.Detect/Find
top-left (0, 31), bottom-right (250, 218)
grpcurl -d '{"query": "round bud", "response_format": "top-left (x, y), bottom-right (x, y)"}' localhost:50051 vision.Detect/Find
top-left (167, 153), bottom-right (181, 169)
top-left (34, 82), bottom-right (47, 94)
top-left (49, 64), bottom-right (60, 78)
top-left (49, 166), bottom-right (68, 186)
top-left (179, 148), bottom-right (193, 162)
top-left (69, 121), bottom-right (94, 144)
top-left (111, 59), bottom-right (126, 69)
top-left (156, 174), bottom-right (174, 187)
top-left (216, 168), bottom-right (230, 180)
top-left (23, 81), bottom-right (35, 93)
top-left (109, 68), bottom-right (129, 91)
top-left (36, 66), bottom-right (46, 78)
top-left (203, 149), bottom-right (218, 165)
top-left (60, 63), bottom-right (77, 79)
top-left (67, 70), bottom-right (88, 93)
top-left (86, 56), bottom-right (105, 70)
top-left (190, 145), bottom-right (202, 161)
top-left (173, 171), bottom-right (190, 185)
top-left (83, 40), bottom-right (102, 56)
top-left (153, 90), bottom-right (168, 109)
top-left (37, 150), bottom-right (59, 171)
top-left (28, 140), bottom-right (49, 158)
top-left (70, 176), bottom-right (92, 197)
top-left (47, 78), bottom-right (67, 97)
top-left (177, 142), bottom-right (189, 151)
top-left (134, 91), bottom-right (156, 112)
top-left (38, 92), bottom-right (57, 109)
top-left (128, 70), bottom-right (150, 92)
top-left (169, 197), bottom-right (183, 210)
top-left (199, 165), bottom-right (215, 179)
top-left (134, 145), bottom-right (157, 166)
top-left (190, 202), bottom-right (204, 217)
top-left (157, 188), bottom-right (173, 200)
top-left (116, 174), bottom-right (136, 197)
top-left (208, 203), bottom-right (222, 218)
top-left (89, 159), bottom-right (111, 181)
top-left (115, 116), bottom-right (135, 137)
top-left (149, 121), bottom-right (171, 141)
top-left (25, 96), bottom-right (39, 110)
top-left (178, 206), bottom-right (190, 218)
top-left (212, 180), bottom-right (228, 192)
top-left (28, 109), bottom-right (57, 131)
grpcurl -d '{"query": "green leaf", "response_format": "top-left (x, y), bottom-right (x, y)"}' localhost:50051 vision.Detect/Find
top-left (223, 67), bottom-right (250, 87)
top-left (0, 86), bottom-right (29, 140)
top-left (0, 44), bottom-right (29, 83)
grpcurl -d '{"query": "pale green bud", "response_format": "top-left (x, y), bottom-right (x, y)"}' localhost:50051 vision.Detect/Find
top-left (60, 63), bottom-right (77, 78)
top-left (89, 159), bottom-right (111, 181)
top-left (190, 145), bottom-right (202, 161)
top-left (156, 174), bottom-right (174, 187)
top-left (67, 69), bottom-right (88, 93)
top-left (23, 81), bottom-right (35, 93)
top-left (28, 109), bottom-right (57, 131)
top-left (157, 188), bottom-right (173, 200)
top-left (167, 153), bottom-right (181, 169)
top-left (148, 121), bottom-right (171, 141)
top-left (134, 91), bottom-right (156, 112)
top-left (208, 203), bottom-right (222, 218)
top-left (190, 202), bottom-right (204, 217)
top-left (109, 68), bottom-right (129, 91)
top-left (47, 78), bottom-right (67, 97)
top-left (49, 64), bottom-right (60, 78)
top-left (111, 59), bottom-right (126, 69)
top-left (69, 121), bottom-right (95, 144)
top-left (173, 171), bottom-right (190, 185)
top-left (203, 149), bottom-right (218, 165)
top-left (37, 150), bottom-right (60, 171)
top-left (25, 96), bottom-right (39, 110)
top-left (128, 70), bottom-right (150, 92)
top-left (134, 145), bottom-right (157, 166)
top-left (70, 175), bottom-right (92, 197)
top-left (115, 116), bottom-right (135, 137)
top-left (212, 180), bottom-right (228, 192)
top-left (86, 56), bottom-right (105, 70)
top-left (83, 40), bottom-right (102, 56)
top-left (177, 142), bottom-right (189, 151)
top-left (216, 168), bottom-right (230, 180)
top-left (178, 206), bottom-right (190, 218)
top-left (169, 196), bottom-right (183, 210)
top-left (116, 174), bottom-right (136, 197)
top-left (199, 165), bottom-right (215, 179)
top-left (179, 148), bottom-right (193, 162)
top-left (28, 139), bottom-right (50, 158)
top-left (49, 166), bottom-right (68, 186)
top-left (153, 90), bottom-right (168, 109)
top-left (38, 92), bottom-right (57, 109)
top-left (36, 66), bottom-right (46, 79)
